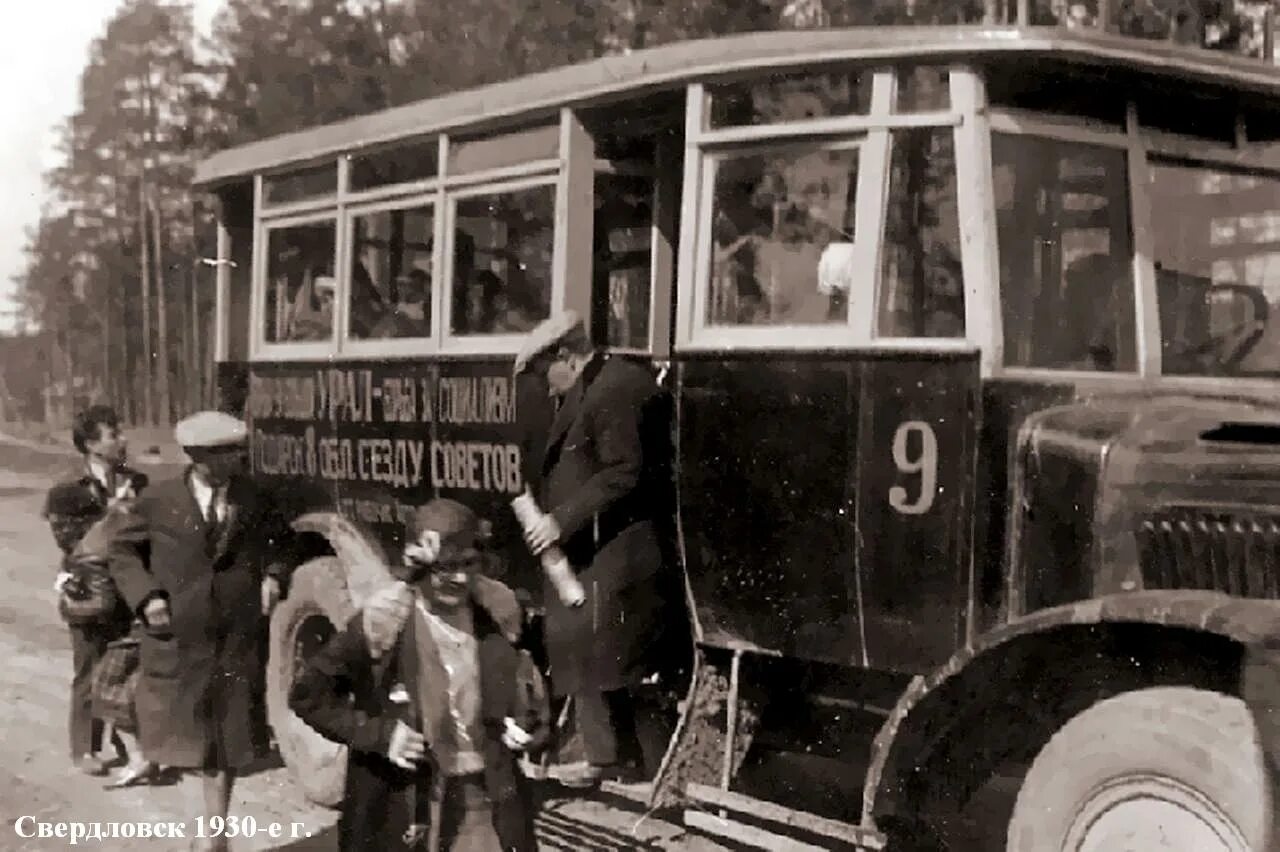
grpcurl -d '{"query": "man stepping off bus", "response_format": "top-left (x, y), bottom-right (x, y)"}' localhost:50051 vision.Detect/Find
top-left (514, 311), bottom-right (680, 788)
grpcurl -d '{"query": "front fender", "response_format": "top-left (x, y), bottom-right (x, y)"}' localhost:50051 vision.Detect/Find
top-left (859, 590), bottom-right (1280, 830)
top-left (291, 511), bottom-right (393, 609)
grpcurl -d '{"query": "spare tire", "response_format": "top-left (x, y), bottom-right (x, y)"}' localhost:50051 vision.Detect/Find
top-left (1007, 686), bottom-right (1270, 851)
top-left (266, 556), bottom-right (356, 808)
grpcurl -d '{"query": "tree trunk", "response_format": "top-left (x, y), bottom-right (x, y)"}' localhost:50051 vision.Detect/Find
top-left (150, 192), bottom-right (172, 424)
top-left (139, 177), bottom-right (154, 427)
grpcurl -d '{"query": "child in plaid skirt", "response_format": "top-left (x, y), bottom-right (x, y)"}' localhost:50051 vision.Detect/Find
top-left (77, 483), bottom-right (156, 788)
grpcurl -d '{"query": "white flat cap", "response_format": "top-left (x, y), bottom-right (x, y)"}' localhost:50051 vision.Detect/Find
top-left (175, 411), bottom-right (248, 448)
top-left (513, 310), bottom-right (585, 375)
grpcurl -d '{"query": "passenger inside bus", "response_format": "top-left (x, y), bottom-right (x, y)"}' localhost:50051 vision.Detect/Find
top-left (286, 271), bottom-right (336, 342)
top-left (708, 146), bottom-right (856, 326)
top-left (348, 262), bottom-right (387, 338)
top-left (368, 268), bottom-right (432, 338)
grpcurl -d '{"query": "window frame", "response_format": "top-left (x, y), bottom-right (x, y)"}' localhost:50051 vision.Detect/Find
top-left (439, 173), bottom-right (562, 356)
top-left (1142, 153), bottom-right (1280, 384)
top-left (983, 110), bottom-right (1146, 381)
top-left (250, 203), bottom-right (342, 361)
top-left (339, 191), bottom-right (442, 358)
top-left (675, 66), bottom-right (973, 353)
top-left (985, 98), bottom-right (1280, 385)
top-left (248, 125), bottom-right (571, 362)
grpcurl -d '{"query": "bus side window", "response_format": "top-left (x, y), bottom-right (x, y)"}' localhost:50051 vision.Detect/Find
top-left (264, 220), bottom-right (338, 344)
top-left (878, 126), bottom-right (965, 338)
top-left (450, 185), bottom-right (554, 336)
top-left (593, 172), bottom-right (655, 349)
top-left (993, 133), bottom-right (1137, 372)
top-left (349, 205), bottom-right (434, 340)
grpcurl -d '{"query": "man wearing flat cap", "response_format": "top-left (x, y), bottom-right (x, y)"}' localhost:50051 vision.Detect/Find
top-left (289, 498), bottom-right (549, 851)
top-left (106, 410), bottom-right (295, 851)
top-left (514, 311), bottom-right (681, 788)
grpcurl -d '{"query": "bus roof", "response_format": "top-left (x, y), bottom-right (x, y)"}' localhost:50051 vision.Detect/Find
top-left (194, 24), bottom-right (1280, 187)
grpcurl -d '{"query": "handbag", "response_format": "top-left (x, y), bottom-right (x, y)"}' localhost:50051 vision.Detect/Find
top-left (58, 557), bottom-right (121, 627)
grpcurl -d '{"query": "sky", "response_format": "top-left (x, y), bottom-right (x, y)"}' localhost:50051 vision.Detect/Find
top-left (0, 0), bottom-right (222, 333)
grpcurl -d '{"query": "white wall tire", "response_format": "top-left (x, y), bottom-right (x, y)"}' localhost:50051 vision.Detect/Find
top-left (1007, 686), bottom-right (1270, 852)
top-left (265, 556), bottom-right (355, 808)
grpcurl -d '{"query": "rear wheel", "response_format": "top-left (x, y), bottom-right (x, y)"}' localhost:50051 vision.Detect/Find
top-left (265, 556), bottom-right (355, 808)
top-left (1007, 686), bottom-right (1270, 851)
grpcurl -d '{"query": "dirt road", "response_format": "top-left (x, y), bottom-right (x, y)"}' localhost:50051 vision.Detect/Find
top-left (0, 447), bottom-right (730, 852)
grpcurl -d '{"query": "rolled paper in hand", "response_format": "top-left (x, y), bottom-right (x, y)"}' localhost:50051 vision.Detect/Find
top-left (511, 490), bottom-right (585, 608)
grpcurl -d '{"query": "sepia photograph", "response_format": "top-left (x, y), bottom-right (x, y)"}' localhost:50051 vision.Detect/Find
top-left (1, 0), bottom-right (1279, 849)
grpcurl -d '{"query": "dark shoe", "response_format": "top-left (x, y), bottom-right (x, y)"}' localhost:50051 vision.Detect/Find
top-left (76, 754), bottom-right (108, 776)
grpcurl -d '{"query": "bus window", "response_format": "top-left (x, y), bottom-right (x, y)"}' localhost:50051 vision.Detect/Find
top-left (1151, 162), bottom-right (1280, 377)
top-left (705, 143), bottom-right (858, 327)
top-left (262, 163), bottom-right (337, 207)
top-left (263, 219), bottom-right (338, 344)
top-left (449, 184), bottom-right (554, 335)
top-left (348, 138), bottom-right (439, 192)
top-left (878, 127), bottom-right (964, 338)
top-left (593, 172), bottom-right (655, 349)
top-left (994, 134), bottom-right (1137, 372)
top-left (348, 205), bottom-right (434, 340)
top-left (708, 71), bottom-right (872, 128)
top-left (447, 125), bottom-right (559, 175)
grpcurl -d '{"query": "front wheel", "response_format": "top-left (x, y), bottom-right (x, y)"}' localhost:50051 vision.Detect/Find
top-left (265, 556), bottom-right (356, 808)
top-left (1007, 686), bottom-right (1271, 851)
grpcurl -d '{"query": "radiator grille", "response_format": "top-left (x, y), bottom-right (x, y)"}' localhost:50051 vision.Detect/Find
top-left (1137, 507), bottom-right (1280, 599)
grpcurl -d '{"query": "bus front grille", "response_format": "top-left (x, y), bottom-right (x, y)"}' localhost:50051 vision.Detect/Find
top-left (1137, 506), bottom-right (1280, 599)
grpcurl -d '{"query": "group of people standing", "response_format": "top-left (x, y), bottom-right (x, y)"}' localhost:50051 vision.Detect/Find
top-left (46, 309), bottom-right (683, 852)
top-left (47, 404), bottom-right (295, 852)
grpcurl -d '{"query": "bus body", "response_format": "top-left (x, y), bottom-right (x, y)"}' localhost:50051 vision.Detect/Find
top-left (196, 25), bottom-right (1280, 850)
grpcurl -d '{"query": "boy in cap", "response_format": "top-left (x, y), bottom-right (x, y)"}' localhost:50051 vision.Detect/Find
top-left (106, 410), bottom-right (294, 852)
top-left (289, 498), bottom-right (549, 852)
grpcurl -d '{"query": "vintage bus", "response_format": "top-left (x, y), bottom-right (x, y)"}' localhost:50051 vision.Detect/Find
top-left (195, 24), bottom-right (1280, 852)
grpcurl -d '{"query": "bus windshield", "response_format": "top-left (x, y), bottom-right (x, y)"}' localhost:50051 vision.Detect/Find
top-left (1151, 162), bottom-right (1280, 378)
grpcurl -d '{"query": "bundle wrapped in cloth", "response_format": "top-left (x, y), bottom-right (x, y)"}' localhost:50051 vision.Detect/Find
top-left (55, 480), bottom-right (147, 626)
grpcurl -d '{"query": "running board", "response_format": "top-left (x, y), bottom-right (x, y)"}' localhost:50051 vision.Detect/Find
top-left (683, 783), bottom-right (886, 851)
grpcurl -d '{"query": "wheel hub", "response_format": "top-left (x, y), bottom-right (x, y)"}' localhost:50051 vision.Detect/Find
top-left (1065, 774), bottom-right (1248, 852)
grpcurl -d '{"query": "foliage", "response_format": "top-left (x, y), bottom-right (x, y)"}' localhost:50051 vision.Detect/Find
top-left (10, 0), bottom-right (1278, 425)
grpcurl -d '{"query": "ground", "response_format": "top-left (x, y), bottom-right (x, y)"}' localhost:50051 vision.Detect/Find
top-left (0, 436), bottom-right (737, 852)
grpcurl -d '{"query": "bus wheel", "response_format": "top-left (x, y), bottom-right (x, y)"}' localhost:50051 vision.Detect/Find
top-left (1007, 686), bottom-right (1268, 851)
top-left (266, 556), bottom-right (355, 808)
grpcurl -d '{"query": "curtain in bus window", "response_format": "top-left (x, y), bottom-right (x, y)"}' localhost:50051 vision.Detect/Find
top-left (349, 206), bottom-right (434, 340)
top-left (1149, 162), bottom-right (1280, 377)
top-left (592, 172), bottom-right (655, 349)
top-left (264, 221), bottom-right (337, 344)
top-left (993, 134), bottom-right (1136, 371)
top-left (878, 127), bottom-right (964, 338)
top-left (450, 186), bottom-right (554, 335)
top-left (706, 144), bottom-right (858, 327)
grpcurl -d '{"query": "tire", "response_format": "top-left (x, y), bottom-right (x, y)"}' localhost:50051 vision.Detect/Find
top-left (266, 556), bottom-right (356, 809)
top-left (1007, 686), bottom-right (1270, 851)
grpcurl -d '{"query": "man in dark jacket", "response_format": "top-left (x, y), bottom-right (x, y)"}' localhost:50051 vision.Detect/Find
top-left (289, 499), bottom-right (549, 852)
top-left (43, 404), bottom-right (145, 775)
top-left (515, 311), bottom-right (679, 788)
top-left (106, 411), bottom-right (292, 852)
